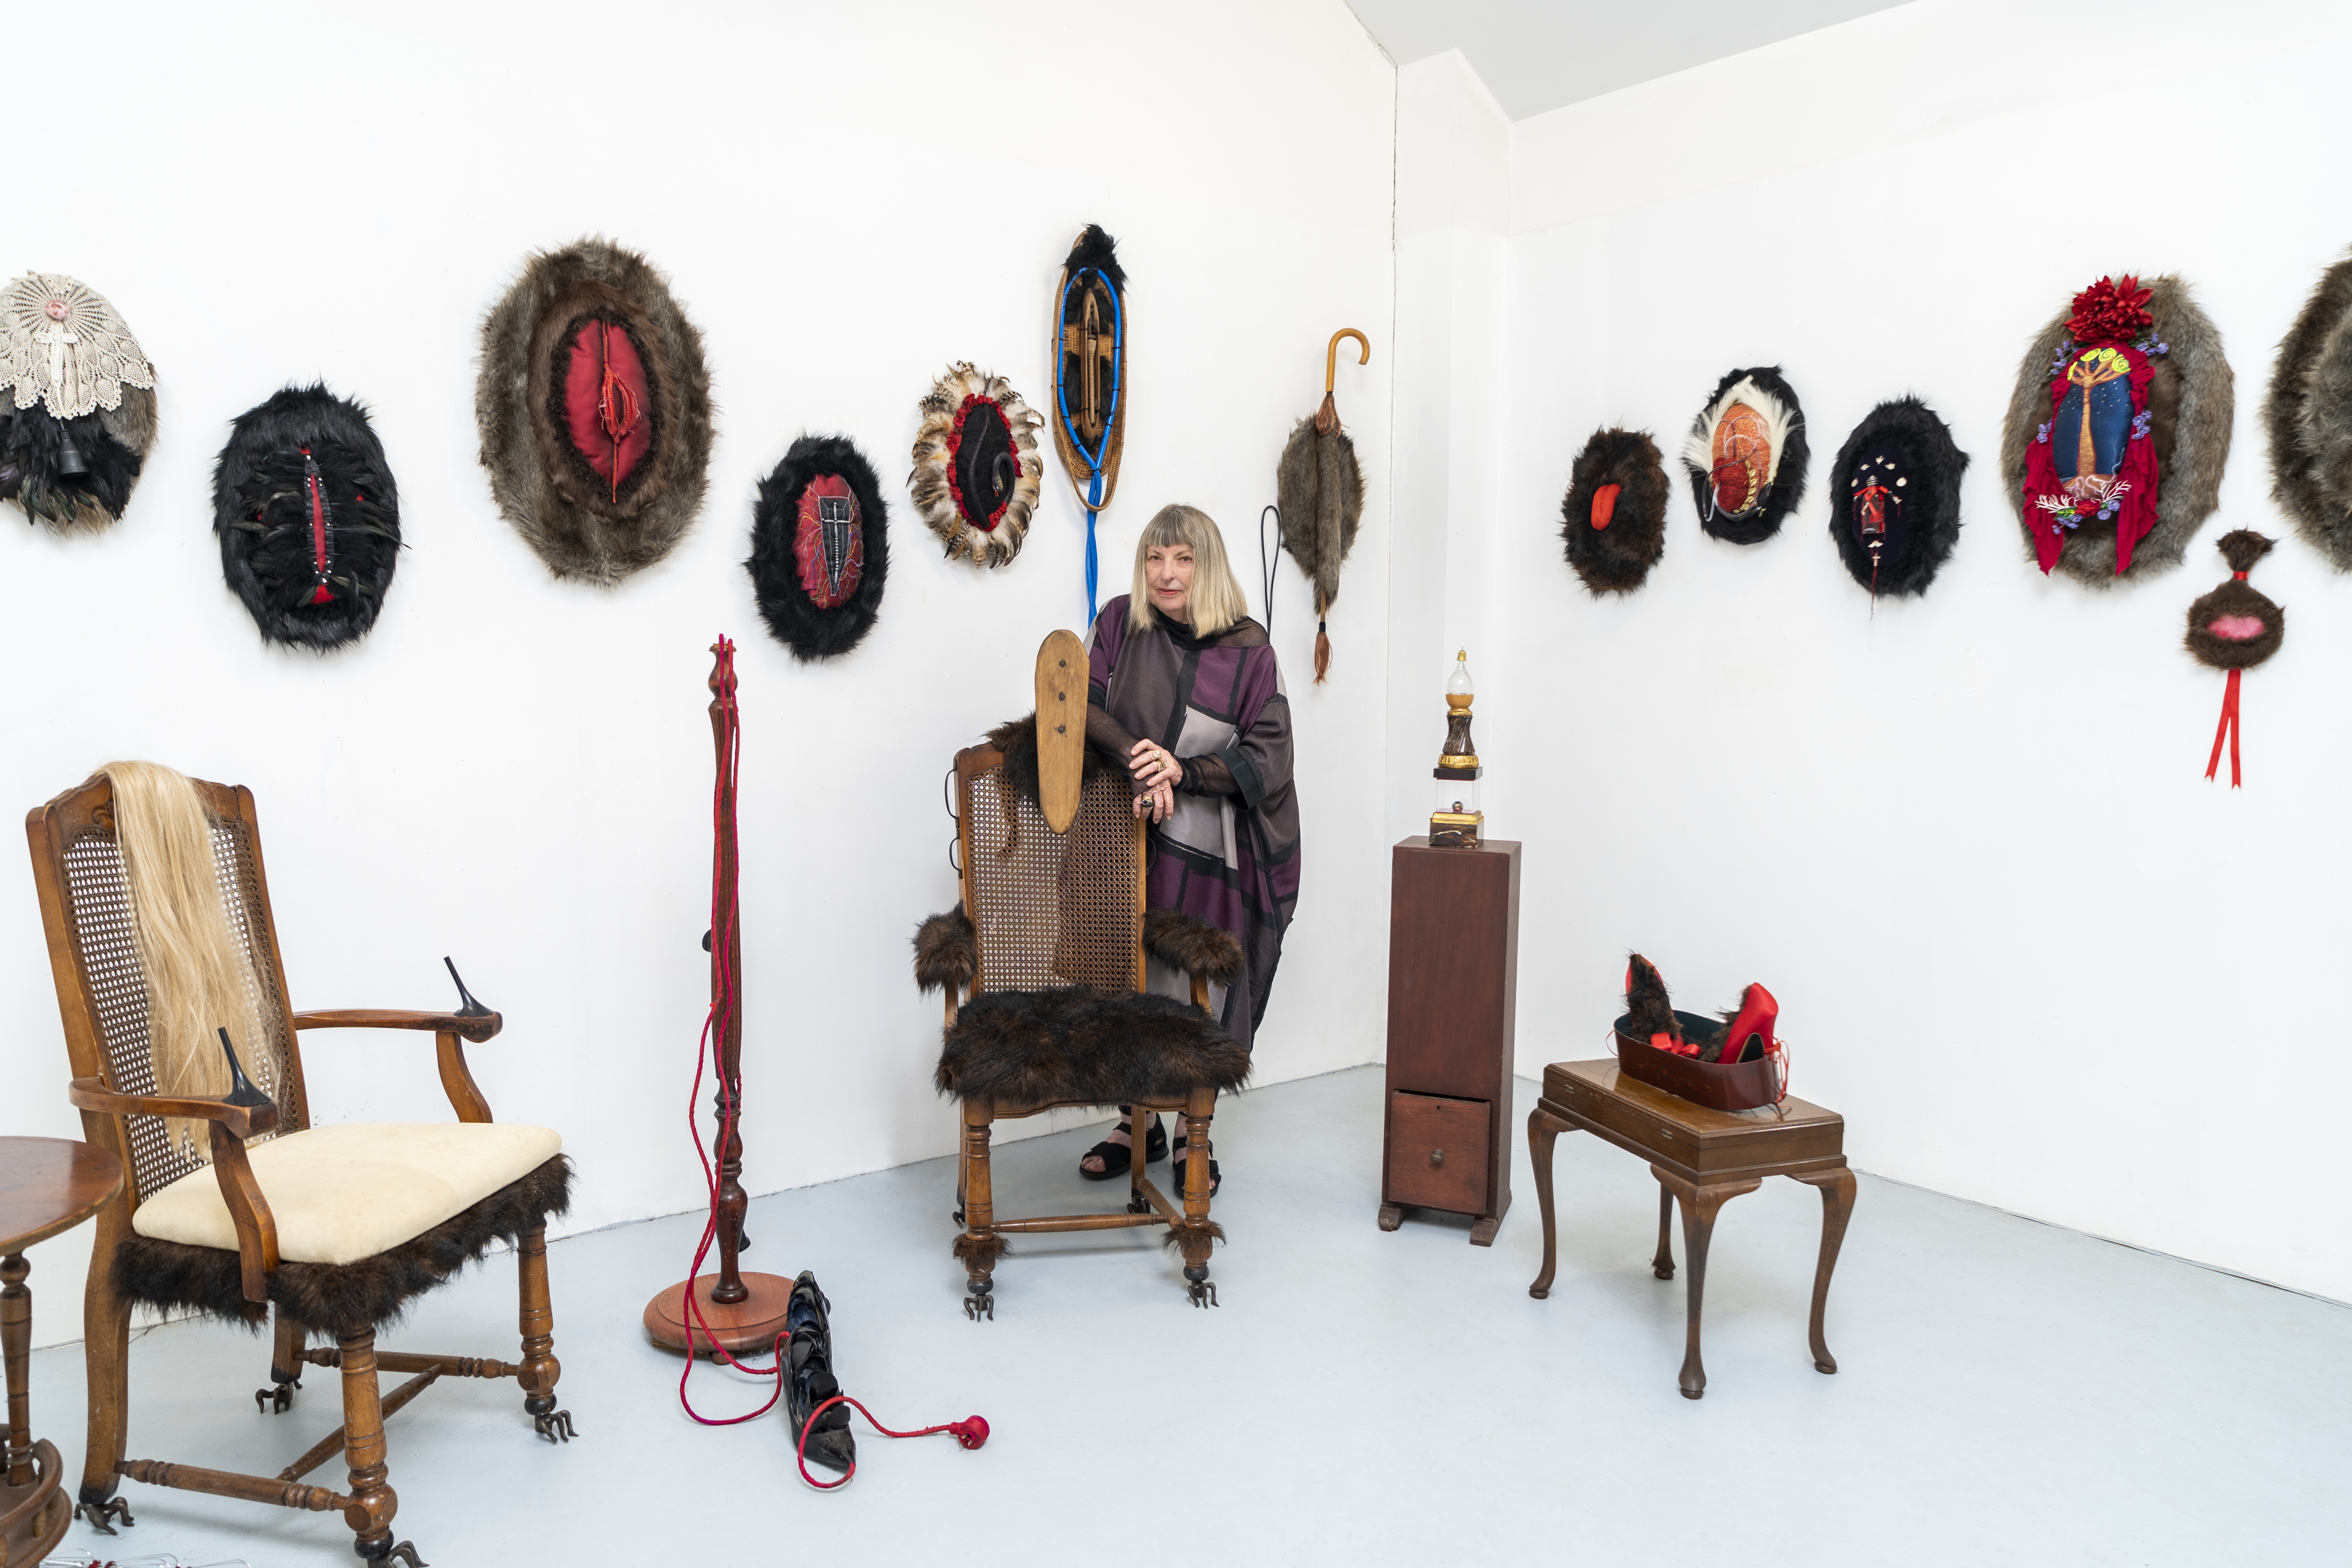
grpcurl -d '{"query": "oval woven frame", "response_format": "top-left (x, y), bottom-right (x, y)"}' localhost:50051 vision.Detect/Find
top-left (909, 362), bottom-right (1043, 568)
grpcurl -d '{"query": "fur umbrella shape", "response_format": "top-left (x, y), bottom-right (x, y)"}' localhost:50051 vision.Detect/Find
top-left (1682, 366), bottom-right (1808, 545)
top-left (0, 273), bottom-right (158, 533)
top-left (1560, 427), bottom-right (1669, 594)
top-left (746, 433), bottom-right (890, 661)
top-left (1826, 397), bottom-right (1969, 601)
top-left (2000, 273), bottom-right (2233, 586)
top-left (1276, 416), bottom-right (1364, 680)
top-left (475, 238), bottom-right (714, 585)
top-left (909, 363), bottom-right (1044, 568)
top-left (213, 385), bottom-right (402, 651)
top-left (2264, 250), bottom-right (2352, 571)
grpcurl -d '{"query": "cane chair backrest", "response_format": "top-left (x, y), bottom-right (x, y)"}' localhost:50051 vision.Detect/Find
top-left (955, 745), bottom-right (1144, 996)
top-left (27, 774), bottom-right (309, 1209)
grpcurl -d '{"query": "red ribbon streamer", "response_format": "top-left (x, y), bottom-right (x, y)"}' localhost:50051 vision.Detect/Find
top-left (2205, 666), bottom-right (2241, 788)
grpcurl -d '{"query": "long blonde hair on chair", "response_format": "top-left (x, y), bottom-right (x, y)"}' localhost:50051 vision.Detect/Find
top-left (100, 761), bottom-right (270, 1162)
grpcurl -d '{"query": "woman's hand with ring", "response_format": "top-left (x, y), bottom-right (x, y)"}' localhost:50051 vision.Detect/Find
top-left (1128, 738), bottom-right (1181, 791)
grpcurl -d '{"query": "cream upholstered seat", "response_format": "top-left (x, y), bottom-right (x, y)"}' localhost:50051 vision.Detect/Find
top-left (133, 1123), bottom-right (562, 1266)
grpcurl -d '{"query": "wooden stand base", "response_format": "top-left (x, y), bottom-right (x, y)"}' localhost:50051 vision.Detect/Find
top-left (0, 1435), bottom-right (71, 1568)
top-left (641, 1273), bottom-right (796, 1356)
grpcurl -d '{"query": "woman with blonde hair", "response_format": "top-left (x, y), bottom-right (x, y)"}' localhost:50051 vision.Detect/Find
top-left (1076, 504), bottom-right (1299, 1194)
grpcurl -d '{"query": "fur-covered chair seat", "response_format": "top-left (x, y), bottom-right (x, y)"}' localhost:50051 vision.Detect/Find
top-left (918, 903), bottom-right (1249, 1106)
top-left (115, 1149), bottom-right (571, 1337)
top-left (937, 989), bottom-right (1250, 1106)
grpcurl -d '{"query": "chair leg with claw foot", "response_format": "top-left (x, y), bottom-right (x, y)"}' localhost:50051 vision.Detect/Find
top-left (515, 1225), bottom-right (572, 1442)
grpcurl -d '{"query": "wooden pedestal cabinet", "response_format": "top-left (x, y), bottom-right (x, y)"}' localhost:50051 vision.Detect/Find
top-left (1379, 837), bottom-right (1519, 1245)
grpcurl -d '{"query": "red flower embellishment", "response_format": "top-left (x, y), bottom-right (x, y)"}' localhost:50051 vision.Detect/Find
top-left (2066, 275), bottom-right (2155, 344)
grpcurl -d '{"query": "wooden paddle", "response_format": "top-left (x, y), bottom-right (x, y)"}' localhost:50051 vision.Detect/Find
top-left (1034, 629), bottom-right (1088, 833)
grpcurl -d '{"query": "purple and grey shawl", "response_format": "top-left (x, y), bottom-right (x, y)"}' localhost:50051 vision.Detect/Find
top-left (1086, 595), bottom-right (1299, 1054)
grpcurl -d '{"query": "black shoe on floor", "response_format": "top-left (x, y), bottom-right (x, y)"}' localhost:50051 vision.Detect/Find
top-left (1171, 1138), bottom-right (1222, 1197)
top-left (786, 1271), bottom-right (854, 1472)
top-left (1079, 1110), bottom-right (1167, 1181)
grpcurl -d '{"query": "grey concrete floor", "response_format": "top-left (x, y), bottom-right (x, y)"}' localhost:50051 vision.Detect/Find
top-left (16, 1064), bottom-right (2350, 1566)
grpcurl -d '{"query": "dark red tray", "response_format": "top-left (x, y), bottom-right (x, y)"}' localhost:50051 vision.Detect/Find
top-left (1612, 1010), bottom-right (1783, 1112)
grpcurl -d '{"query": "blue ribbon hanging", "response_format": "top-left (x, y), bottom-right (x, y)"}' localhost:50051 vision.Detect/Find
top-left (1054, 268), bottom-right (1123, 623)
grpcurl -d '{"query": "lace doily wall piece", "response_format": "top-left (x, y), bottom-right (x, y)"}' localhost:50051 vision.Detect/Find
top-left (0, 273), bottom-right (156, 419)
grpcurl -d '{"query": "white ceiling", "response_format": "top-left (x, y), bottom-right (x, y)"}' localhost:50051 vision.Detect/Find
top-left (1344, 0), bottom-right (1916, 120)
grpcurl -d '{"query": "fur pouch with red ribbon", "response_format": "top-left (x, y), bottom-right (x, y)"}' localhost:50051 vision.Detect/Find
top-left (2185, 530), bottom-right (2284, 787)
top-left (213, 385), bottom-right (401, 651)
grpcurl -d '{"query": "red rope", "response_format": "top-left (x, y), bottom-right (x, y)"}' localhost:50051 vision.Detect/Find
top-left (795, 1396), bottom-right (991, 1490)
top-left (668, 639), bottom-right (989, 1484)
top-left (2205, 666), bottom-right (2242, 788)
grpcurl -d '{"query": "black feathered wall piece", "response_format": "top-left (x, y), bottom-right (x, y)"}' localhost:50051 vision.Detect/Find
top-left (1560, 427), bottom-right (1668, 594)
top-left (213, 386), bottom-right (401, 651)
top-left (1827, 397), bottom-right (1968, 603)
top-left (1682, 366), bottom-right (1807, 545)
top-left (2265, 250), bottom-right (2352, 571)
top-left (2000, 273), bottom-right (2233, 586)
top-left (0, 272), bottom-right (157, 533)
top-left (2185, 530), bottom-right (2285, 788)
top-left (475, 238), bottom-right (713, 585)
top-left (747, 433), bottom-right (889, 661)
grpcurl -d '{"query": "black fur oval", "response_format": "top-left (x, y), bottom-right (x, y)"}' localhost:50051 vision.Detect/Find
top-left (747, 433), bottom-right (890, 661)
top-left (1682, 365), bottom-right (1808, 546)
top-left (1826, 396), bottom-right (1968, 599)
top-left (212, 385), bottom-right (401, 652)
top-left (1560, 427), bottom-right (1668, 594)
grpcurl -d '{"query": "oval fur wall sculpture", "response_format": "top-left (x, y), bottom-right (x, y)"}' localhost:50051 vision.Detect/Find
top-left (475, 238), bottom-right (713, 586)
top-left (1826, 397), bottom-right (1968, 601)
top-left (1999, 272), bottom-right (2232, 586)
top-left (213, 385), bottom-right (401, 651)
top-left (2264, 249), bottom-right (2352, 571)
top-left (1559, 427), bottom-right (1668, 594)
top-left (1682, 366), bottom-right (1808, 545)
top-left (747, 433), bottom-right (890, 661)
top-left (0, 272), bottom-right (158, 533)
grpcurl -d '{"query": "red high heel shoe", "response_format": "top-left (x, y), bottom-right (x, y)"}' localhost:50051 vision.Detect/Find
top-left (1711, 982), bottom-right (1778, 1065)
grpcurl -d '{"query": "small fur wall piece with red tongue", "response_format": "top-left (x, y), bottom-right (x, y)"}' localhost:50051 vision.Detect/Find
top-left (2186, 530), bottom-right (2284, 787)
top-left (1561, 428), bottom-right (1669, 593)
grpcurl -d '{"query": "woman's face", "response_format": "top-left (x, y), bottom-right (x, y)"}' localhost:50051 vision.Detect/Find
top-left (1145, 543), bottom-right (1196, 620)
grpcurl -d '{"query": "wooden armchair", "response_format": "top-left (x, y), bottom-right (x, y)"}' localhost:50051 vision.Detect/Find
top-left (913, 644), bottom-right (1249, 1317)
top-left (25, 772), bottom-right (573, 1567)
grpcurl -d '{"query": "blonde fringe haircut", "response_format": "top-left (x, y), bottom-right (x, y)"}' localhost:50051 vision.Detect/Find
top-left (100, 762), bottom-right (272, 1162)
top-left (1126, 504), bottom-right (1249, 637)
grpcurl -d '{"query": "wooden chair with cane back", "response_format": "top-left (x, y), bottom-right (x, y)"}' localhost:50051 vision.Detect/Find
top-left (912, 633), bottom-right (1250, 1317)
top-left (25, 771), bottom-right (574, 1567)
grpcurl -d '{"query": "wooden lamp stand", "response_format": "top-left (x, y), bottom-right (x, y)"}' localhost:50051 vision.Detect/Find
top-left (644, 641), bottom-right (795, 1354)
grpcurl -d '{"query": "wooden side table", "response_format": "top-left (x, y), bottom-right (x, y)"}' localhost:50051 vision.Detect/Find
top-left (1, 1137), bottom-right (125, 1566)
top-left (1379, 838), bottom-right (1519, 1245)
top-left (1526, 1059), bottom-right (1854, 1399)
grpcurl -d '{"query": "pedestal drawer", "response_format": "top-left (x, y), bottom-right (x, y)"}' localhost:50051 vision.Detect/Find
top-left (1387, 1091), bottom-right (1488, 1213)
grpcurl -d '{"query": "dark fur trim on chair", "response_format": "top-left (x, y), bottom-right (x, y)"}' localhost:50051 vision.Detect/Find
top-left (951, 1232), bottom-right (1010, 1265)
top-left (1160, 1219), bottom-right (1225, 1253)
top-left (937, 990), bottom-right (1250, 1105)
top-left (914, 907), bottom-right (977, 994)
top-left (1143, 908), bottom-right (1242, 985)
top-left (983, 712), bottom-right (1113, 810)
top-left (111, 1156), bottom-right (572, 1338)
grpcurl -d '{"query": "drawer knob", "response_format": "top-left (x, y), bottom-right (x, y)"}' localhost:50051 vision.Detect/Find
top-left (1429, 1148), bottom-right (1445, 1167)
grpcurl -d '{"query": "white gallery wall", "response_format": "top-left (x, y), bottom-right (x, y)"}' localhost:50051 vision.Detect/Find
top-left (1394, 0), bottom-right (2352, 1300)
top-left (0, 0), bottom-right (1397, 1344)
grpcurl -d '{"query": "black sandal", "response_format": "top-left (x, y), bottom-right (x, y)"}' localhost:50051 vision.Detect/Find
top-left (1170, 1138), bottom-right (1222, 1197)
top-left (1079, 1110), bottom-right (1167, 1181)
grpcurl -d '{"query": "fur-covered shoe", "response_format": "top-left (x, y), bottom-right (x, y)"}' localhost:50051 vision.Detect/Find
top-left (786, 1271), bottom-right (854, 1472)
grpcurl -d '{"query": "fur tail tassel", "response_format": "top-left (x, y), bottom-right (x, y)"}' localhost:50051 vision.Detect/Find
top-left (1313, 618), bottom-right (1330, 684)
